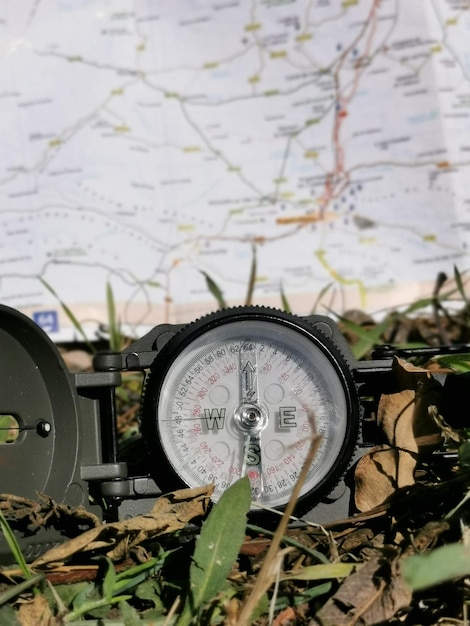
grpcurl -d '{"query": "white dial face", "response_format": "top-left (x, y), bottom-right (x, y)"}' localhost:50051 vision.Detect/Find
top-left (155, 320), bottom-right (350, 509)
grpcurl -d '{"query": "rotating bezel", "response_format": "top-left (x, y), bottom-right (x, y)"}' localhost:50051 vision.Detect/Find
top-left (140, 306), bottom-right (360, 517)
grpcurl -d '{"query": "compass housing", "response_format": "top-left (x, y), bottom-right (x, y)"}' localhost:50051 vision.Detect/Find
top-left (141, 307), bottom-right (361, 517)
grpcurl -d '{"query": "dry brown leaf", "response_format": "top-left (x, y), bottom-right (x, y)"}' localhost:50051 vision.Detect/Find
top-left (428, 405), bottom-right (466, 445)
top-left (338, 528), bottom-right (375, 554)
top-left (59, 348), bottom-right (93, 372)
top-left (17, 594), bottom-right (56, 626)
top-left (273, 606), bottom-right (297, 626)
top-left (378, 388), bottom-right (416, 453)
top-left (354, 445), bottom-right (413, 513)
top-left (381, 357), bottom-right (442, 456)
top-left (354, 358), bottom-right (443, 512)
top-left (0, 493), bottom-right (100, 529)
top-left (31, 484), bottom-right (214, 569)
top-left (309, 552), bottom-right (411, 626)
top-left (401, 520), bottom-right (450, 556)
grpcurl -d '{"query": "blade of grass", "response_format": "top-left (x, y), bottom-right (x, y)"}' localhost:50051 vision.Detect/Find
top-left (65, 593), bottom-right (132, 622)
top-left (245, 243), bottom-right (257, 306)
top-left (0, 574), bottom-right (44, 607)
top-left (200, 271), bottom-right (227, 309)
top-left (274, 582), bottom-right (332, 609)
top-left (402, 543), bottom-right (470, 591)
top-left (281, 562), bottom-right (355, 581)
top-left (374, 281), bottom-right (462, 319)
top-left (0, 510), bottom-right (33, 581)
top-left (435, 353), bottom-right (470, 373)
top-left (113, 553), bottom-right (169, 595)
top-left (177, 477), bottom-right (251, 626)
top-left (106, 280), bottom-right (121, 351)
top-left (101, 557), bottom-right (117, 601)
top-left (334, 315), bottom-right (393, 360)
top-left (454, 265), bottom-right (469, 304)
top-left (310, 282), bottom-right (333, 314)
top-left (39, 278), bottom-right (95, 352)
top-left (280, 283), bottom-right (291, 313)
top-left (246, 523), bottom-right (328, 564)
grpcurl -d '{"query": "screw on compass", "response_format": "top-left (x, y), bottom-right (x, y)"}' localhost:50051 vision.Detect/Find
top-left (0, 417), bottom-right (52, 439)
top-left (140, 306), bottom-right (359, 516)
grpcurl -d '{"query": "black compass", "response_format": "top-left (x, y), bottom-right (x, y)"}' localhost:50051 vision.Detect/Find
top-left (140, 307), bottom-right (360, 515)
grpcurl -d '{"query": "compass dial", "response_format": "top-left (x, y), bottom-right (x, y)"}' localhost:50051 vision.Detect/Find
top-left (141, 307), bottom-right (359, 514)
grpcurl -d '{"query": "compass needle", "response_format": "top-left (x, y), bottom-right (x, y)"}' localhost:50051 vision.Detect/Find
top-left (237, 339), bottom-right (266, 498)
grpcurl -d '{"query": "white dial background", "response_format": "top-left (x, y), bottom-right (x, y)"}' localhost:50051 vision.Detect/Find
top-left (155, 320), bottom-right (351, 509)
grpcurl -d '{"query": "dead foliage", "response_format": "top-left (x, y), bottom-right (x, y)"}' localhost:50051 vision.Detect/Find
top-left (29, 485), bottom-right (214, 568)
top-left (0, 493), bottom-right (100, 534)
top-left (354, 357), bottom-right (443, 512)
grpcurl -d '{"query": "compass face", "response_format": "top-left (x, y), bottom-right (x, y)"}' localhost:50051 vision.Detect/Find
top-left (141, 308), bottom-right (359, 513)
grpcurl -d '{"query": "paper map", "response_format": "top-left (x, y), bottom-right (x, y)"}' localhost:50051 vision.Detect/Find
top-left (1, 0), bottom-right (470, 339)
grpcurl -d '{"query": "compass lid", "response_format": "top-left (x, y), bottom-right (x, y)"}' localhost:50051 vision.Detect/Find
top-left (0, 304), bottom-right (81, 502)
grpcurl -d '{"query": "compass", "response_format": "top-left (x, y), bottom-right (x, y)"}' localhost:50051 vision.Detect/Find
top-left (141, 307), bottom-right (360, 515)
top-left (2, 301), bottom-right (467, 564)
